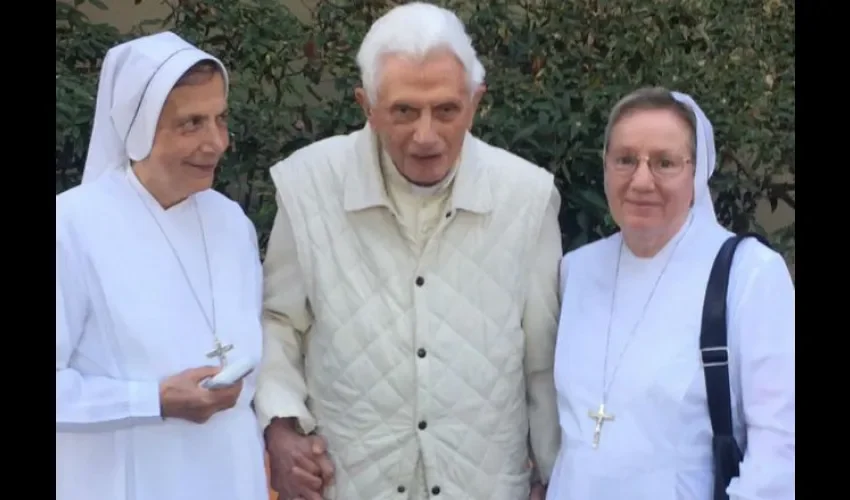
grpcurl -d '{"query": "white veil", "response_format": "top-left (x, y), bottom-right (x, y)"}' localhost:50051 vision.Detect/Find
top-left (81, 31), bottom-right (228, 184)
top-left (671, 91), bottom-right (719, 223)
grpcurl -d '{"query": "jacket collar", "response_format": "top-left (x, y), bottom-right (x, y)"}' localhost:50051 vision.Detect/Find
top-left (343, 125), bottom-right (493, 214)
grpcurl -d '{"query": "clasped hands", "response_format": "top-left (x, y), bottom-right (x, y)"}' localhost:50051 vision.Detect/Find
top-left (266, 418), bottom-right (335, 500)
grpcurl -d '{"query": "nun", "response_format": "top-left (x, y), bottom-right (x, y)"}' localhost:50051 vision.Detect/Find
top-left (546, 87), bottom-right (794, 500)
top-left (56, 32), bottom-right (267, 500)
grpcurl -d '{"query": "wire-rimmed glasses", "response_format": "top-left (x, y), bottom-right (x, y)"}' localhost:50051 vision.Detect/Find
top-left (605, 153), bottom-right (692, 178)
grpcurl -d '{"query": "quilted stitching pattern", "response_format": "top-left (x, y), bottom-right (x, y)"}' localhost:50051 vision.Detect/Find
top-left (272, 130), bottom-right (553, 499)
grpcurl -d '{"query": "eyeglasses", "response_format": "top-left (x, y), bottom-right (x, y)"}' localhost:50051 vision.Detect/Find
top-left (605, 154), bottom-right (692, 178)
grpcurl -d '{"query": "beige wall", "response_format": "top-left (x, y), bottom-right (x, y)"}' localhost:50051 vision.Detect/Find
top-left (67, 0), bottom-right (315, 31)
top-left (66, 0), bottom-right (795, 238)
top-left (67, 0), bottom-right (168, 32)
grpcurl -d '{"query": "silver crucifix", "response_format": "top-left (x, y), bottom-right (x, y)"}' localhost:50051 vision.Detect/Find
top-left (588, 403), bottom-right (615, 449)
top-left (206, 340), bottom-right (234, 366)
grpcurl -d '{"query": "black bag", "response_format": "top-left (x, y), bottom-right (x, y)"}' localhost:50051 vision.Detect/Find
top-left (700, 232), bottom-right (770, 500)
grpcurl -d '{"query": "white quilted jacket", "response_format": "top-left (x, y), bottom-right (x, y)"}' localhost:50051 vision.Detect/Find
top-left (255, 127), bottom-right (561, 499)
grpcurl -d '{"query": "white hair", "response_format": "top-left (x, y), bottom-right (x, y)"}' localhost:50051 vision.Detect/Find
top-left (355, 2), bottom-right (486, 103)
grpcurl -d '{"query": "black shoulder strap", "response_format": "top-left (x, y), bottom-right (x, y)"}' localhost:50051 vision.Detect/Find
top-left (700, 232), bottom-right (770, 438)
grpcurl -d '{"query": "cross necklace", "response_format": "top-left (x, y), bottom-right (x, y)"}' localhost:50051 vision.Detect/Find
top-left (129, 174), bottom-right (233, 366)
top-left (589, 216), bottom-right (694, 449)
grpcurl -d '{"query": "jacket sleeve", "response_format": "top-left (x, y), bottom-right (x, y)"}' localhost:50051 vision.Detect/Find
top-left (521, 186), bottom-right (563, 484)
top-left (56, 215), bottom-right (162, 432)
top-left (726, 249), bottom-right (795, 499)
top-left (253, 195), bottom-right (317, 434)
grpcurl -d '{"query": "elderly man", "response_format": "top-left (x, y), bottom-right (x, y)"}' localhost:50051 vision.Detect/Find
top-left (255, 3), bottom-right (562, 500)
top-left (56, 32), bottom-right (267, 500)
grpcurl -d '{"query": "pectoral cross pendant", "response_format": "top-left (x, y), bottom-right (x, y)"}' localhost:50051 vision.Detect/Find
top-left (588, 402), bottom-right (615, 449)
top-left (206, 339), bottom-right (233, 366)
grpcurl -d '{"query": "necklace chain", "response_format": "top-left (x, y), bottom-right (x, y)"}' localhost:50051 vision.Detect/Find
top-left (128, 176), bottom-right (222, 356)
top-left (600, 216), bottom-right (694, 404)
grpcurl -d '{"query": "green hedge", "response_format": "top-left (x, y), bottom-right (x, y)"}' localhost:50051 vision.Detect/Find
top-left (56, 0), bottom-right (795, 267)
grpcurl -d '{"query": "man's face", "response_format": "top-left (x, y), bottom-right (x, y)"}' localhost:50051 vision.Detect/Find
top-left (356, 50), bottom-right (484, 186)
top-left (138, 71), bottom-right (229, 202)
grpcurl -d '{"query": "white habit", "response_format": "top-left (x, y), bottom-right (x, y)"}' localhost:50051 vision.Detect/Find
top-left (55, 32), bottom-right (267, 500)
top-left (546, 93), bottom-right (795, 500)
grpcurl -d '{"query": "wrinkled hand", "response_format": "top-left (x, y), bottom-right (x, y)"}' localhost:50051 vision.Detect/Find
top-left (266, 419), bottom-right (335, 500)
top-left (529, 483), bottom-right (547, 500)
top-left (159, 366), bottom-right (243, 423)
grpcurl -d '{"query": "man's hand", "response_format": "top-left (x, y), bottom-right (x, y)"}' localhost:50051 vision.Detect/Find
top-left (266, 418), bottom-right (335, 500)
top-left (159, 366), bottom-right (243, 423)
top-left (529, 482), bottom-right (547, 500)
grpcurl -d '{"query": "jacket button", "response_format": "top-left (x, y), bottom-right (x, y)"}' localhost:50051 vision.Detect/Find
top-left (415, 276), bottom-right (425, 286)
top-left (397, 485), bottom-right (406, 493)
top-left (445, 211), bottom-right (452, 218)
top-left (431, 485), bottom-right (441, 495)
top-left (417, 348), bottom-right (426, 358)
top-left (418, 420), bottom-right (427, 430)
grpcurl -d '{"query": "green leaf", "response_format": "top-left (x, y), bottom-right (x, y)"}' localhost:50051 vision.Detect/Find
top-left (55, 0), bottom-right (794, 259)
